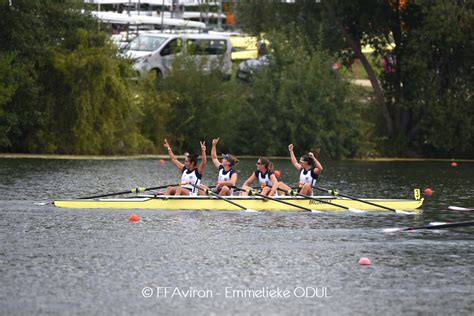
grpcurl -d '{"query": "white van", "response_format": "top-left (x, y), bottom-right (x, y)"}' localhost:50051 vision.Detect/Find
top-left (124, 32), bottom-right (232, 80)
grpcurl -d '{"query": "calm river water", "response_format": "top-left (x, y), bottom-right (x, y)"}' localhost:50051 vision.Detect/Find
top-left (0, 158), bottom-right (473, 315)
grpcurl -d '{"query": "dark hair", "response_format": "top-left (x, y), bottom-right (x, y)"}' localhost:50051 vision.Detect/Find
top-left (187, 153), bottom-right (199, 166)
top-left (300, 154), bottom-right (316, 168)
top-left (259, 157), bottom-right (274, 172)
top-left (222, 154), bottom-right (239, 167)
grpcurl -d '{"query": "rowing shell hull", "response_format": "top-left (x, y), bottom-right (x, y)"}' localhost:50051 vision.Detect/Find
top-left (54, 196), bottom-right (424, 212)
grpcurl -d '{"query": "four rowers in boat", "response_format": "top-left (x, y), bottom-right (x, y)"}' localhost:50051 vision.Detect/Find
top-left (163, 138), bottom-right (323, 197)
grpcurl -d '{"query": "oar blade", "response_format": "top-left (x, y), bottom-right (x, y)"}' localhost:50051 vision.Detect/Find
top-left (384, 220), bottom-right (474, 233)
top-left (429, 221), bottom-right (449, 226)
top-left (395, 209), bottom-right (415, 215)
top-left (348, 207), bottom-right (365, 213)
top-left (448, 205), bottom-right (474, 211)
top-left (244, 209), bottom-right (258, 213)
top-left (383, 227), bottom-right (404, 233)
top-left (34, 201), bottom-right (51, 206)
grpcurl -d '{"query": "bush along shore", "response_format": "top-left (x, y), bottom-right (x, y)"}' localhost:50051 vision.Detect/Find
top-left (1, 1), bottom-right (472, 159)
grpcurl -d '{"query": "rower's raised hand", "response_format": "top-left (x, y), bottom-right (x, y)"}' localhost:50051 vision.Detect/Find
top-left (288, 144), bottom-right (294, 152)
top-left (308, 152), bottom-right (315, 159)
top-left (164, 139), bottom-right (171, 150)
top-left (212, 137), bottom-right (220, 145)
top-left (198, 141), bottom-right (207, 174)
top-left (164, 139), bottom-right (183, 170)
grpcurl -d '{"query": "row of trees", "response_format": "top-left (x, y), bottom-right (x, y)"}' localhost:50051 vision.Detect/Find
top-left (0, 0), bottom-right (472, 158)
top-left (236, 0), bottom-right (474, 157)
top-left (147, 36), bottom-right (369, 158)
top-left (0, 1), bottom-right (151, 154)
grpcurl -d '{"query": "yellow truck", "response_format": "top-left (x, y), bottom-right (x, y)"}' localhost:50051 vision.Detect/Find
top-left (229, 35), bottom-right (258, 60)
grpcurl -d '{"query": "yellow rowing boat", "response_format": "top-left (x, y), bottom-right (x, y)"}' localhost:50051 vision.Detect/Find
top-left (54, 195), bottom-right (424, 212)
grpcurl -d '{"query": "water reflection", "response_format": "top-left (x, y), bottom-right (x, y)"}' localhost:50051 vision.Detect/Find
top-left (0, 158), bottom-right (473, 315)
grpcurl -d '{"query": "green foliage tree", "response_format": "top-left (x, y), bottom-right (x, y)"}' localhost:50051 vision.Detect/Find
top-left (236, 32), bottom-right (371, 158)
top-left (236, 0), bottom-right (473, 157)
top-left (42, 28), bottom-right (152, 154)
top-left (153, 56), bottom-right (248, 155)
top-left (400, 1), bottom-right (474, 157)
top-left (0, 52), bottom-right (18, 148)
top-left (0, 0), bottom-right (151, 154)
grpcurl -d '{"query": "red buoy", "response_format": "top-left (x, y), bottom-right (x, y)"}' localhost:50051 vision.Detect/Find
top-left (358, 257), bottom-right (371, 265)
top-left (129, 214), bottom-right (140, 222)
top-left (159, 159), bottom-right (165, 165)
top-left (274, 170), bottom-right (281, 177)
top-left (423, 188), bottom-right (433, 196)
top-left (451, 162), bottom-right (457, 167)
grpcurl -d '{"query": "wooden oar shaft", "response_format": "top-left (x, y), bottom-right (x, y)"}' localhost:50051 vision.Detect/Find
top-left (315, 186), bottom-right (397, 212)
top-left (233, 186), bottom-right (313, 212)
top-left (191, 184), bottom-right (248, 211)
top-left (79, 184), bottom-right (176, 199)
top-left (278, 188), bottom-right (349, 210)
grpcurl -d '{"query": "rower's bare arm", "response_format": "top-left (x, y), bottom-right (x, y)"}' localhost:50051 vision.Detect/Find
top-left (270, 174), bottom-right (279, 187)
top-left (288, 144), bottom-right (302, 170)
top-left (219, 173), bottom-right (238, 188)
top-left (198, 141), bottom-right (207, 174)
top-left (242, 174), bottom-right (256, 187)
top-left (211, 137), bottom-right (221, 169)
top-left (309, 152), bottom-right (323, 174)
top-left (164, 139), bottom-right (184, 170)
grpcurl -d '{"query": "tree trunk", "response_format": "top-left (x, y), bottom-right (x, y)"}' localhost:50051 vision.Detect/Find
top-left (324, 2), bottom-right (393, 134)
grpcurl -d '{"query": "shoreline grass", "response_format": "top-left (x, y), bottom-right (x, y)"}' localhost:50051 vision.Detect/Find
top-left (0, 153), bottom-right (472, 162)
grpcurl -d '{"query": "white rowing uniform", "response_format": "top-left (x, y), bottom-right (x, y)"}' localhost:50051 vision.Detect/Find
top-left (298, 168), bottom-right (319, 192)
top-left (180, 167), bottom-right (202, 195)
top-left (216, 165), bottom-right (236, 194)
top-left (218, 165), bottom-right (236, 183)
top-left (255, 170), bottom-right (274, 188)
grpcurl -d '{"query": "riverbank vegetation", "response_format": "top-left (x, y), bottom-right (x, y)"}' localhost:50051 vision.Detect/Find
top-left (0, 0), bottom-right (472, 158)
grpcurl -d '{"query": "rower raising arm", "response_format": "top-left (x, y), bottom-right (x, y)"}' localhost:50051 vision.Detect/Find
top-left (308, 151), bottom-right (323, 175)
top-left (163, 139), bottom-right (206, 196)
top-left (211, 137), bottom-right (221, 169)
top-left (164, 138), bottom-right (184, 171)
top-left (198, 141), bottom-right (207, 175)
top-left (288, 144), bottom-right (301, 171)
top-left (201, 137), bottom-right (238, 196)
top-left (288, 144), bottom-right (323, 174)
top-left (270, 144), bottom-right (324, 196)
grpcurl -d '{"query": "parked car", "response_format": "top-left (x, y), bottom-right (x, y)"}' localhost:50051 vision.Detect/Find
top-left (123, 32), bottom-right (232, 80)
top-left (236, 55), bottom-right (270, 82)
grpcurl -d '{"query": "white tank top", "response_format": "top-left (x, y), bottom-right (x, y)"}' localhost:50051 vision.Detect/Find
top-left (255, 170), bottom-right (273, 188)
top-left (180, 167), bottom-right (202, 195)
top-left (298, 168), bottom-right (318, 188)
top-left (218, 165), bottom-right (235, 183)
